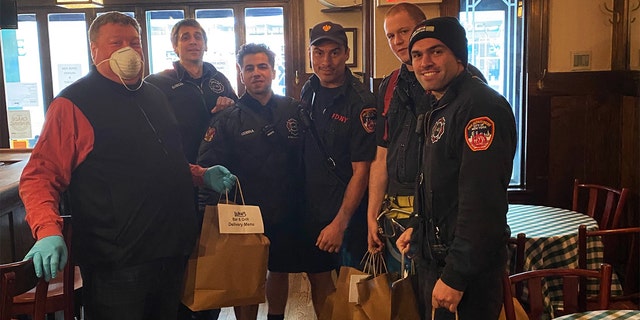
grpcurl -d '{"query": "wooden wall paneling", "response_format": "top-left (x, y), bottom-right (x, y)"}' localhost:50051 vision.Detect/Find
top-left (548, 96), bottom-right (586, 208)
top-left (584, 94), bottom-right (622, 187)
top-left (548, 94), bottom-right (623, 209)
top-left (516, 95), bottom-right (551, 205)
top-left (621, 96), bottom-right (639, 226)
top-left (0, 206), bottom-right (34, 263)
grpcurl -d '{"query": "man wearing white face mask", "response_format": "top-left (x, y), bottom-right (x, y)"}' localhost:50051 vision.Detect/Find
top-left (19, 11), bottom-right (236, 320)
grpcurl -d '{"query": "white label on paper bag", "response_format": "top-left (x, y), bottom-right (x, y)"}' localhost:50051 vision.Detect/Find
top-left (348, 274), bottom-right (369, 302)
top-left (217, 203), bottom-right (264, 234)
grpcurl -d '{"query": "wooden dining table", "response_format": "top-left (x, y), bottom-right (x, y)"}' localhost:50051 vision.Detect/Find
top-left (552, 309), bottom-right (640, 319)
top-left (506, 204), bottom-right (623, 317)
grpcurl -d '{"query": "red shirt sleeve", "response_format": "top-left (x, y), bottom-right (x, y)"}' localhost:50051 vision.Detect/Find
top-left (19, 97), bottom-right (94, 240)
top-left (190, 164), bottom-right (206, 187)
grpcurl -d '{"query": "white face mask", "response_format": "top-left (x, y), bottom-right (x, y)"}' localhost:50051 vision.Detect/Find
top-left (96, 46), bottom-right (145, 91)
top-left (109, 46), bottom-right (143, 79)
top-left (96, 46), bottom-right (143, 80)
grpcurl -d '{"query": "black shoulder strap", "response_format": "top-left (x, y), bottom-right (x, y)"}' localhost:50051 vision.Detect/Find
top-left (298, 105), bottom-right (348, 187)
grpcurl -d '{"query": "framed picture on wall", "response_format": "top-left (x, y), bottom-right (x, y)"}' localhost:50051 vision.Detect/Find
top-left (309, 27), bottom-right (358, 67)
top-left (376, 0), bottom-right (442, 6)
top-left (344, 28), bottom-right (357, 67)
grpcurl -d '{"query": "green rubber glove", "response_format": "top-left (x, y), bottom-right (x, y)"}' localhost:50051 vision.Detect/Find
top-left (23, 235), bottom-right (68, 282)
top-left (204, 165), bottom-right (236, 193)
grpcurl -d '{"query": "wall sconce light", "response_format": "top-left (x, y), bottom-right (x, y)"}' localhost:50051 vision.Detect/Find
top-left (56, 0), bottom-right (104, 9)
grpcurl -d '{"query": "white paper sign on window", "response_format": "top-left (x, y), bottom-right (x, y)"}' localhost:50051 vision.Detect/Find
top-left (58, 64), bottom-right (82, 90)
top-left (5, 82), bottom-right (38, 107)
top-left (8, 110), bottom-right (32, 139)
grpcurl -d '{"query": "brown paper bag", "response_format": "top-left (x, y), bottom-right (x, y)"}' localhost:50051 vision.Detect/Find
top-left (357, 273), bottom-right (393, 320)
top-left (391, 254), bottom-right (420, 320)
top-left (353, 304), bottom-right (370, 320)
top-left (181, 205), bottom-right (270, 311)
top-left (498, 297), bottom-right (529, 320)
top-left (319, 266), bottom-right (368, 320)
top-left (391, 274), bottom-right (420, 320)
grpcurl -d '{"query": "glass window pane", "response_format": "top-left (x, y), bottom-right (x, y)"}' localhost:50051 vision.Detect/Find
top-left (2, 14), bottom-right (44, 148)
top-left (48, 13), bottom-right (90, 97)
top-left (460, 0), bottom-right (524, 186)
top-left (195, 9), bottom-right (237, 93)
top-left (245, 7), bottom-right (285, 96)
top-left (146, 10), bottom-right (185, 74)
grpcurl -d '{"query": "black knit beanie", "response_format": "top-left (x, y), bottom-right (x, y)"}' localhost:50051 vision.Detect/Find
top-left (408, 17), bottom-right (468, 67)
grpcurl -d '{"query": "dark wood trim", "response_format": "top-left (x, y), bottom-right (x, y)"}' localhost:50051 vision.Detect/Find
top-left (362, 0), bottom-right (373, 90)
top-left (0, 52), bottom-right (7, 148)
top-left (611, 0), bottom-right (629, 70)
top-left (36, 9), bottom-right (54, 112)
top-left (285, 0), bottom-right (304, 99)
top-left (530, 71), bottom-right (640, 97)
top-left (439, 0), bottom-right (460, 18)
top-left (526, 0), bottom-right (549, 89)
top-left (18, 0), bottom-right (291, 7)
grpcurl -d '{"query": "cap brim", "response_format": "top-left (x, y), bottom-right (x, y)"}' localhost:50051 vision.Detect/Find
top-left (310, 36), bottom-right (346, 47)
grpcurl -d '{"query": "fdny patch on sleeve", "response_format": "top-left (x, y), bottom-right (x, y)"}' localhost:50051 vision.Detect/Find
top-left (360, 108), bottom-right (376, 133)
top-left (203, 126), bottom-right (216, 142)
top-left (465, 116), bottom-right (494, 151)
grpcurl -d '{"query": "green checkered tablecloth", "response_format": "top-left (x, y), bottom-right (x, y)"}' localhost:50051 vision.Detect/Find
top-left (553, 309), bottom-right (640, 319)
top-left (507, 204), bottom-right (623, 318)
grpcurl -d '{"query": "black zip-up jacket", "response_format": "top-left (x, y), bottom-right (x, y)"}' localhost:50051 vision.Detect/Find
top-left (412, 71), bottom-right (516, 291)
top-left (145, 61), bottom-right (238, 163)
top-left (197, 93), bottom-right (302, 226)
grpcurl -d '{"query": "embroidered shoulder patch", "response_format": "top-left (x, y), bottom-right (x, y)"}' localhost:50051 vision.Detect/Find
top-left (431, 117), bottom-right (446, 143)
top-left (203, 126), bottom-right (216, 142)
top-left (465, 117), bottom-right (494, 151)
top-left (286, 118), bottom-right (299, 138)
top-left (208, 79), bottom-right (224, 94)
top-left (360, 108), bottom-right (376, 133)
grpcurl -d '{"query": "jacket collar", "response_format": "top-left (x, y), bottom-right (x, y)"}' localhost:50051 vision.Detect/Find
top-left (172, 61), bottom-right (218, 82)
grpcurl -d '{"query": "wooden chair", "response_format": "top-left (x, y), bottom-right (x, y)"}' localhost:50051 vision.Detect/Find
top-left (502, 263), bottom-right (612, 320)
top-left (0, 259), bottom-right (49, 320)
top-left (507, 232), bottom-right (527, 299)
top-left (12, 216), bottom-right (82, 320)
top-left (572, 178), bottom-right (629, 230)
top-left (578, 224), bottom-right (640, 309)
top-left (508, 232), bottom-right (527, 275)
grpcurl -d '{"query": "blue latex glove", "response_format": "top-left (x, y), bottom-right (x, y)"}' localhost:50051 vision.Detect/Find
top-left (204, 165), bottom-right (236, 193)
top-left (23, 235), bottom-right (68, 282)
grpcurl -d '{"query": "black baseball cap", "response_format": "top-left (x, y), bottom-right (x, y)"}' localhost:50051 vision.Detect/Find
top-left (310, 21), bottom-right (348, 48)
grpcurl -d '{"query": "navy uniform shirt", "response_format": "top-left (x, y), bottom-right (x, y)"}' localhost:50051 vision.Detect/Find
top-left (300, 68), bottom-right (376, 222)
